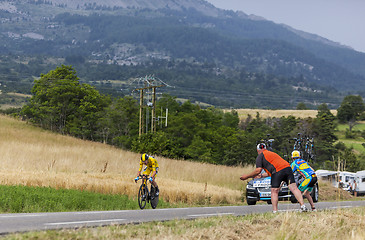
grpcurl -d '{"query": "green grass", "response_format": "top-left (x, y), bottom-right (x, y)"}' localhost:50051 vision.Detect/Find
top-left (0, 185), bottom-right (170, 213)
top-left (336, 122), bottom-right (365, 131)
top-left (335, 122), bottom-right (365, 155)
top-left (339, 139), bottom-right (365, 152)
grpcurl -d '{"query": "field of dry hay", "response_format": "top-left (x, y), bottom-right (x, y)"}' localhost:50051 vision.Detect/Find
top-left (0, 115), bottom-right (248, 205)
top-left (0, 114), bottom-right (353, 206)
top-left (232, 108), bottom-right (337, 120)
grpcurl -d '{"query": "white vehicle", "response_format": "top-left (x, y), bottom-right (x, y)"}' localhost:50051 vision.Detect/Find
top-left (316, 170), bottom-right (357, 191)
top-left (338, 171), bottom-right (356, 191)
top-left (316, 169), bottom-right (337, 187)
top-left (354, 170), bottom-right (365, 195)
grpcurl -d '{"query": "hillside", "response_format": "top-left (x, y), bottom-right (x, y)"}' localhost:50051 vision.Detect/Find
top-left (1, 0), bottom-right (365, 108)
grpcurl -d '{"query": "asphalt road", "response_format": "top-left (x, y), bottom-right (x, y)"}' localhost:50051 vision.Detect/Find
top-left (1, 200), bottom-right (365, 235)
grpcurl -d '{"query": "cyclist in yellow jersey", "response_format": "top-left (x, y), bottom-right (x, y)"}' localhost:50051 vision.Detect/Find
top-left (135, 153), bottom-right (159, 196)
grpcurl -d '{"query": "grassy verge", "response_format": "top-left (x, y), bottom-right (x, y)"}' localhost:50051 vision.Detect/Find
top-left (3, 207), bottom-right (365, 240)
top-left (0, 185), bottom-right (170, 213)
top-left (0, 180), bottom-right (355, 214)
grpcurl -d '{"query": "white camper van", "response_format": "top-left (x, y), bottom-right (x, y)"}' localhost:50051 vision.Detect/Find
top-left (354, 170), bottom-right (365, 195)
top-left (316, 170), bottom-right (337, 187)
top-left (338, 171), bottom-right (356, 191)
top-left (316, 170), bottom-right (356, 191)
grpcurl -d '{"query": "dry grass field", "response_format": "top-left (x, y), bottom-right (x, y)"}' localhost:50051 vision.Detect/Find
top-left (231, 108), bottom-right (337, 120)
top-left (0, 114), bottom-right (355, 206)
top-left (0, 115), bottom-right (247, 205)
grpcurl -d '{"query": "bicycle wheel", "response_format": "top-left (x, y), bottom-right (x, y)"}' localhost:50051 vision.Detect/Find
top-left (150, 186), bottom-right (159, 209)
top-left (138, 184), bottom-right (147, 209)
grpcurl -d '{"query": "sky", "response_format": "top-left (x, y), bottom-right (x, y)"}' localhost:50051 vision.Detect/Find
top-left (206, 0), bottom-right (365, 53)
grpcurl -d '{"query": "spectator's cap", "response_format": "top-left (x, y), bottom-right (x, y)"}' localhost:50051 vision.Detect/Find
top-left (257, 143), bottom-right (266, 150)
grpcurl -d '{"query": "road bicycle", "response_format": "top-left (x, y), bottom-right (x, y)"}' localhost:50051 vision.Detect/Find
top-left (289, 133), bottom-right (315, 162)
top-left (304, 137), bottom-right (315, 161)
top-left (136, 174), bottom-right (159, 209)
top-left (258, 134), bottom-right (275, 151)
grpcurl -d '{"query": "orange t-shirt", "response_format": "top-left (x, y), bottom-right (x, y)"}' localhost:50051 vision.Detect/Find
top-left (256, 150), bottom-right (290, 176)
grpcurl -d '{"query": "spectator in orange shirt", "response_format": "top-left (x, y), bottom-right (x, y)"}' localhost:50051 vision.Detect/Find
top-left (240, 143), bottom-right (308, 213)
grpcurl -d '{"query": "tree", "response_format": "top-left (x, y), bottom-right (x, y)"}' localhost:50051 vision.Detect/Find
top-left (68, 84), bottom-right (111, 140)
top-left (296, 102), bottom-right (308, 110)
top-left (312, 103), bottom-right (338, 168)
top-left (22, 65), bottom-right (109, 138)
top-left (99, 96), bottom-right (139, 148)
top-left (337, 95), bottom-right (365, 132)
top-left (22, 65), bottom-right (81, 132)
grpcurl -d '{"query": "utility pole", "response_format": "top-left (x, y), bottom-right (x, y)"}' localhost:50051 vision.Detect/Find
top-left (134, 75), bottom-right (165, 136)
top-left (151, 86), bottom-right (156, 133)
top-left (139, 89), bottom-right (144, 136)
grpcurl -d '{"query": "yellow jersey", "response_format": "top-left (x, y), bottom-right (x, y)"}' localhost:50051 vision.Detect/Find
top-left (139, 156), bottom-right (159, 172)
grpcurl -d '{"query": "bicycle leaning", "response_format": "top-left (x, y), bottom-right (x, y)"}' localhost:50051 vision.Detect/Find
top-left (136, 174), bottom-right (159, 209)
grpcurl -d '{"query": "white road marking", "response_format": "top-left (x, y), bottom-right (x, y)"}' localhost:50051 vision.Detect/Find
top-left (0, 214), bottom-right (44, 218)
top-left (327, 206), bottom-right (352, 209)
top-left (45, 219), bottom-right (126, 226)
top-left (74, 210), bottom-right (131, 214)
top-left (188, 213), bottom-right (233, 217)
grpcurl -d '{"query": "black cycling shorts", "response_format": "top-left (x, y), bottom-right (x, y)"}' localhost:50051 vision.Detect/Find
top-left (271, 167), bottom-right (295, 188)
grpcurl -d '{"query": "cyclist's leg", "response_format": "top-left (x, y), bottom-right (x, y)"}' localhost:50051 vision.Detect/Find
top-left (142, 168), bottom-right (151, 190)
top-left (299, 177), bottom-right (315, 208)
top-left (153, 168), bottom-right (159, 195)
top-left (302, 177), bottom-right (316, 209)
top-left (143, 168), bottom-right (151, 177)
top-left (303, 189), bottom-right (315, 209)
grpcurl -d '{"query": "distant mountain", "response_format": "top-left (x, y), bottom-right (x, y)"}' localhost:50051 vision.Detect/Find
top-left (1, 0), bottom-right (365, 108)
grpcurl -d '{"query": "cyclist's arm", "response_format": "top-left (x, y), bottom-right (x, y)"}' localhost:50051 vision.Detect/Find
top-left (137, 161), bottom-right (143, 177)
top-left (150, 159), bottom-right (158, 178)
top-left (290, 162), bottom-right (297, 172)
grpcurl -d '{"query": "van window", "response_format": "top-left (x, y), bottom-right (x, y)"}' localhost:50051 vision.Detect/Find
top-left (362, 178), bottom-right (365, 183)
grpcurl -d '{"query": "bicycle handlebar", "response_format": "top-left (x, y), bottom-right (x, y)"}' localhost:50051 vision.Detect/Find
top-left (136, 174), bottom-right (149, 182)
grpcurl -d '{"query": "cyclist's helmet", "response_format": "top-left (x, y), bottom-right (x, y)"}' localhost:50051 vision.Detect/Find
top-left (257, 143), bottom-right (266, 150)
top-left (291, 150), bottom-right (300, 158)
top-left (141, 153), bottom-right (149, 161)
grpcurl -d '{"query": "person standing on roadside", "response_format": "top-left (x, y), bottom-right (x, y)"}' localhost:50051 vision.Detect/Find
top-left (240, 143), bottom-right (308, 213)
top-left (352, 179), bottom-right (358, 197)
